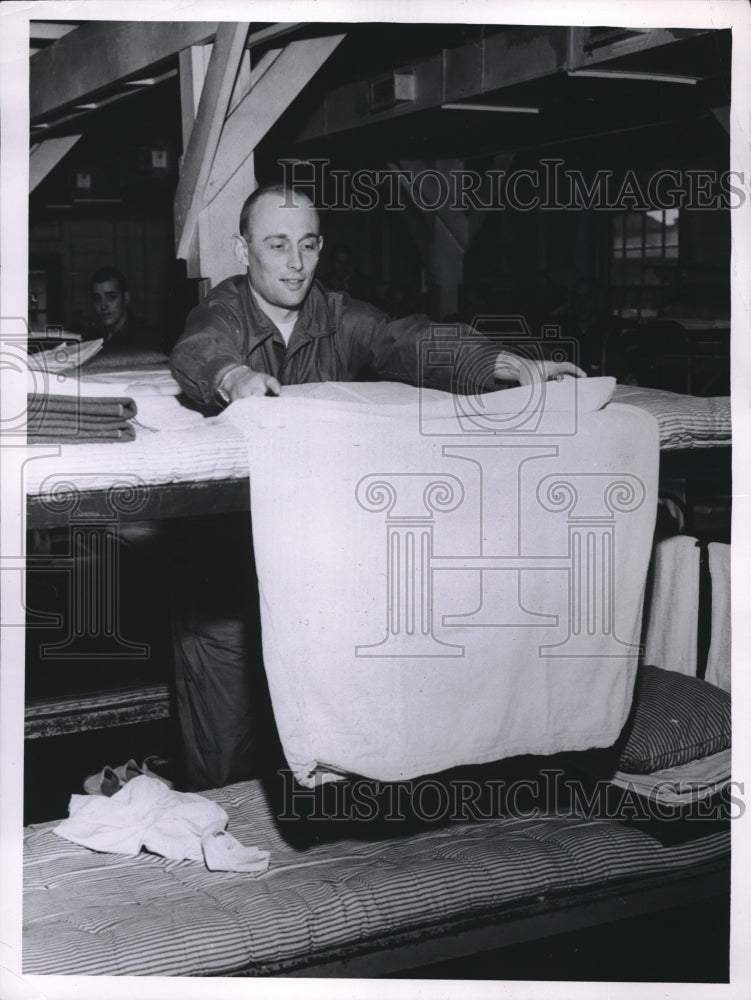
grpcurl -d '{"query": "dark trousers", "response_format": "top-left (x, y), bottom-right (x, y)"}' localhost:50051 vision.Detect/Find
top-left (168, 513), bottom-right (279, 791)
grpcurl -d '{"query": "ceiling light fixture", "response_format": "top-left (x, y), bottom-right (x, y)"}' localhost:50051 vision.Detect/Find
top-left (441, 103), bottom-right (540, 114)
top-left (568, 69), bottom-right (699, 85)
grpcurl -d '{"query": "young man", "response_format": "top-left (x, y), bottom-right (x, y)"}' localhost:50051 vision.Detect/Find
top-left (167, 185), bottom-right (585, 791)
top-left (170, 185), bottom-right (583, 406)
top-left (89, 266), bottom-right (164, 359)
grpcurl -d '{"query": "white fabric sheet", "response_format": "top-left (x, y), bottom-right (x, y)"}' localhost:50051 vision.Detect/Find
top-left (705, 541), bottom-right (731, 692)
top-left (226, 380), bottom-right (659, 786)
top-left (643, 535), bottom-right (700, 676)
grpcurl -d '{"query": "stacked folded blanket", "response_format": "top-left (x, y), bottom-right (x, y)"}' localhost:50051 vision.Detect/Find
top-left (27, 393), bottom-right (137, 443)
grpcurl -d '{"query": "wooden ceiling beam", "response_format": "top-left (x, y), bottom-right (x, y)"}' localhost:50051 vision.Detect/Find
top-left (566, 26), bottom-right (708, 71)
top-left (31, 21), bottom-right (309, 126)
top-left (296, 27), bottom-right (569, 142)
top-left (29, 135), bottom-right (82, 192)
top-left (296, 26), bottom-right (713, 144)
top-left (29, 23), bottom-right (78, 42)
top-left (31, 21), bottom-right (219, 121)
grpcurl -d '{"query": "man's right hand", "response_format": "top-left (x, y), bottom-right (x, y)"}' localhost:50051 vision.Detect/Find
top-left (219, 366), bottom-right (281, 402)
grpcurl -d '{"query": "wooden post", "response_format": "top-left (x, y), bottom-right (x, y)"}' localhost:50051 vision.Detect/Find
top-left (390, 159), bottom-right (469, 320)
top-left (427, 218), bottom-right (465, 319)
top-left (178, 40), bottom-right (258, 287)
top-left (176, 30), bottom-right (345, 290)
top-left (174, 23), bottom-right (250, 262)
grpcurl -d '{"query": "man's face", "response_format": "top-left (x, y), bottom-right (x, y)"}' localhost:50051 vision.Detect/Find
top-left (236, 193), bottom-right (322, 312)
top-left (92, 280), bottom-right (129, 330)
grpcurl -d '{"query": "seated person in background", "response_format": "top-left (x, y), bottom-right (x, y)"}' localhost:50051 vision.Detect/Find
top-left (550, 275), bottom-right (614, 377)
top-left (375, 278), bottom-right (426, 319)
top-left (86, 266), bottom-right (166, 364)
top-left (168, 184), bottom-right (584, 791)
top-left (318, 242), bottom-right (377, 305)
top-left (443, 281), bottom-right (492, 325)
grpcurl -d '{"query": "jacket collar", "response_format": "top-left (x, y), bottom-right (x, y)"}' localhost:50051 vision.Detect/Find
top-left (243, 275), bottom-right (335, 340)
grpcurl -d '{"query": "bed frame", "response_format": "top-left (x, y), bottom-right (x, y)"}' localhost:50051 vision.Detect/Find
top-left (233, 862), bottom-right (729, 979)
top-left (20, 388), bottom-right (732, 981)
top-left (24, 439), bottom-right (730, 739)
top-left (22, 772), bottom-right (730, 980)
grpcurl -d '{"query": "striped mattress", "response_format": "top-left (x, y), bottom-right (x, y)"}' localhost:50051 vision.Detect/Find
top-left (611, 385), bottom-right (731, 451)
top-left (23, 386), bottom-right (730, 499)
top-left (23, 777), bottom-right (729, 977)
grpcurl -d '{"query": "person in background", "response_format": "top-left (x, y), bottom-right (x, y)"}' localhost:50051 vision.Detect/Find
top-left (87, 266), bottom-right (166, 361)
top-left (550, 275), bottom-right (613, 376)
top-left (319, 243), bottom-right (377, 304)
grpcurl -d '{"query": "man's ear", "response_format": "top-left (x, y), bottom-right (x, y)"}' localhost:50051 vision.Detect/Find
top-left (233, 234), bottom-right (249, 268)
top-left (124, 291), bottom-right (131, 307)
top-left (318, 235), bottom-right (324, 255)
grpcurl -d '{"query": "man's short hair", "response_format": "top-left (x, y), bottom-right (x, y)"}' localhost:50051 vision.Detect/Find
top-left (239, 185), bottom-right (316, 240)
top-left (91, 266), bottom-right (128, 293)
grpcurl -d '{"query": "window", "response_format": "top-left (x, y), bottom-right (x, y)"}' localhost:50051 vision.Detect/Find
top-left (610, 208), bottom-right (679, 319)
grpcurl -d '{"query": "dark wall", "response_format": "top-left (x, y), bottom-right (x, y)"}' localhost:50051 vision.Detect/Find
top-left (29, 217), bottom-right (195, 348)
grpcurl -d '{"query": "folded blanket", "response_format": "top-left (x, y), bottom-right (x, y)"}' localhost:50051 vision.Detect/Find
top-left (27, 393), bottom-right (137, 443)
top-left (225, 379), bottom-right (659, 786)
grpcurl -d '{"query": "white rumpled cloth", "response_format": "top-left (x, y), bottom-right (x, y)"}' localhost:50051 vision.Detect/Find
top-left (224, 379), bottom-right (659, 786)
top-left (54, 775), bottom-right (269, 873)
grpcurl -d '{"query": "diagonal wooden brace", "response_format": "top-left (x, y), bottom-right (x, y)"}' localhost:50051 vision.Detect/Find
top-left (174, 22), bottom-right (250, 259)
top-left (203, 34), bottom-right (346, 207)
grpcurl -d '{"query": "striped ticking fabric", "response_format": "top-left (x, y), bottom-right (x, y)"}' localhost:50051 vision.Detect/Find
top-left (610, 386), bottom-right (731, 451)
top-left (24, 387), bottom-right (729, 500)
top-left (25, 422), bottom-right (249, 496)
top-left (617, 665), bottom-right (731, 774)
top-left (23, 777), bottom-right (728, 977)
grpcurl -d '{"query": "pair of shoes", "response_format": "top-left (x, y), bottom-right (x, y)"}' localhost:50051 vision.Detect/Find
top-left (83, 766), bottom-right (122, 797)
top-left (83, 756), bottom-right (175, 796)
top-left (141, 755), bottom-right (174, 789)
top-left (114, 758), bottom-right (143, 784)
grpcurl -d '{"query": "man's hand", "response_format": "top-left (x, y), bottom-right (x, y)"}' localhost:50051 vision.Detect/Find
top-left (218, 366), bottom-right (281, 402)
top-left (494, 352), bottom-right (587, 385)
